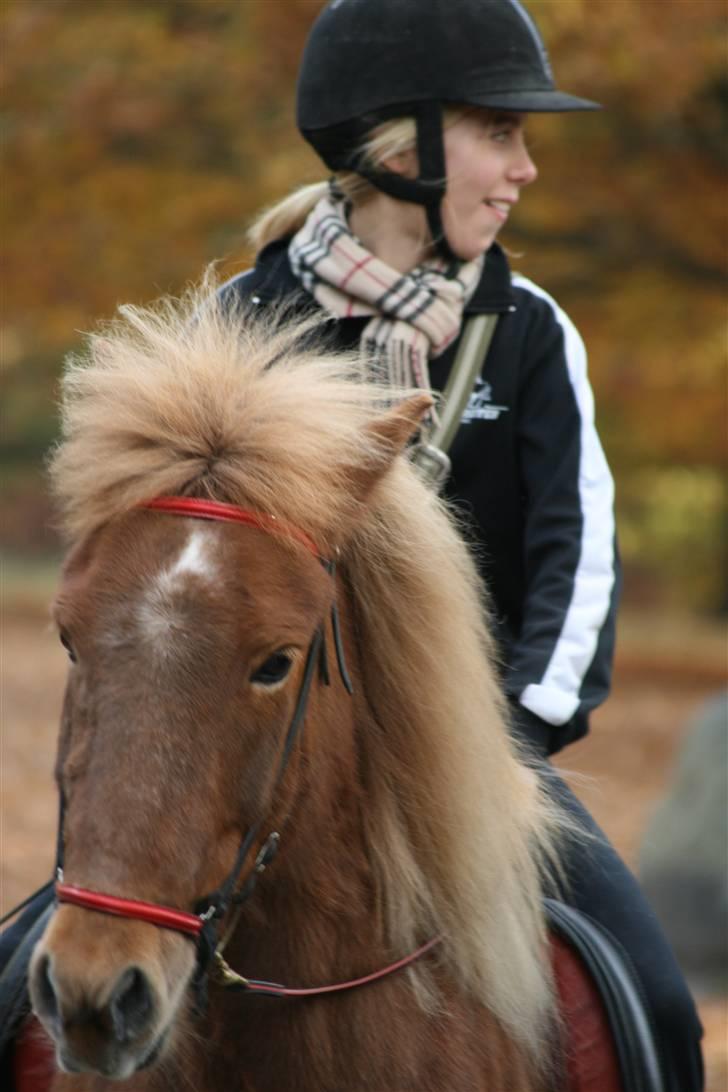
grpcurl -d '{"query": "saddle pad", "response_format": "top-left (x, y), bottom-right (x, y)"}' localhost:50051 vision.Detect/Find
top-left (13, 1017), bottom-right (54, 1092)
top-left (552, 931), bottom-right (623, 1091)
top-left (546, 898), bottom-right (664, 1092)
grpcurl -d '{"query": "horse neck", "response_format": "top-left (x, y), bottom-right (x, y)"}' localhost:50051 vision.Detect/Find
top-left (180, 590), bottom-right (542, 1092)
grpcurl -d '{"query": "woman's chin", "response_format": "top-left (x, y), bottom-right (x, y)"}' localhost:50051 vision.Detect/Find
top-left (444, 229), bottom-right (499, 263)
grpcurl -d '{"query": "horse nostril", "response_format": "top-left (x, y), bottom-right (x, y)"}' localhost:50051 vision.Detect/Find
top-left (33, 953), bottom-right (59, 1026)
top-left (109, 966), bottom-right (154, 1044)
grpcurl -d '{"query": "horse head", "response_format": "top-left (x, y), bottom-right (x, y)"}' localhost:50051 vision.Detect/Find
top-left (27, 286), bottom-right (560, 1089)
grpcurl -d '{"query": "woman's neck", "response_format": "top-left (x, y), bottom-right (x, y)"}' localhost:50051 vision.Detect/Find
top-left (348, 192), bottom-right (431, 273)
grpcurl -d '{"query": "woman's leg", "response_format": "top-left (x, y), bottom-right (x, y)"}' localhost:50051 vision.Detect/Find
top-left (543, 767), bottom-right (705, 1092)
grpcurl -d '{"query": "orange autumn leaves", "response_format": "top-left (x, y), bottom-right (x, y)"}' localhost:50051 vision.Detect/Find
top-left (2, 0), bottom-right (725, 609)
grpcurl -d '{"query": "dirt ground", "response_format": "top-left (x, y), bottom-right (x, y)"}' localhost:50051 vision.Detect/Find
top-left (2, 603), bottom-right (726, 1088)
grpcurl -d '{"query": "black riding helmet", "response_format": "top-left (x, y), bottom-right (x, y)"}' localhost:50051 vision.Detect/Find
top-left (297, 0), bottom-right (600, 260)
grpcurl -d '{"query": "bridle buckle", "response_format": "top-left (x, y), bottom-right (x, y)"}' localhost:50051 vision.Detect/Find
top-left (254, 832), bottom-right (280, 874)
top-left (410, 442), bottom-right (451, 491)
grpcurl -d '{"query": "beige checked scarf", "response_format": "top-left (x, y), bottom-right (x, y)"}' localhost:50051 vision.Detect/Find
top-left (288, 194), bottom-right (483, 399)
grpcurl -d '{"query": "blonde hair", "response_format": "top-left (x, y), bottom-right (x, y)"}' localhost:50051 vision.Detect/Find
top-left (51, 280), bottom-right (566, 1064)
top-left (248, 111), bottom-right (469, 253)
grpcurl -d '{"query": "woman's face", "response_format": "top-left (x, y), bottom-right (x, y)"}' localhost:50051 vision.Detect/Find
top-left (440, 109), bottom-right (538, 261)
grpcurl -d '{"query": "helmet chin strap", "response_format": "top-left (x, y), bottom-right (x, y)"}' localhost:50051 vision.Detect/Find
top-left (348, 102), bottom-right (460, 268)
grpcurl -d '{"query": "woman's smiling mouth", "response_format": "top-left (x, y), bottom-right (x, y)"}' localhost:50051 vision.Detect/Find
top-left (484, 199), bottom-right (514, 221)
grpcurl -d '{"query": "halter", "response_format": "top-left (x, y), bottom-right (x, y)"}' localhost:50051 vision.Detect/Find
top-left (54, 496), bottom-right (438, 1006)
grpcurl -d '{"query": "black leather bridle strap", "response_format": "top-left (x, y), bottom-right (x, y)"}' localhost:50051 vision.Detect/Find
top-left (201, 626), bottom-right (325, 914)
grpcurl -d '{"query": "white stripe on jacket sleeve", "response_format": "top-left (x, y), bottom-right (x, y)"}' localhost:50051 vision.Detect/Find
top-left (512, 274), bottom-right (617, 726)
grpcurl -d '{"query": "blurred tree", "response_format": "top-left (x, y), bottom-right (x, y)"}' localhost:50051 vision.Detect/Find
top-left (1, 0), bottom-right (725, 611)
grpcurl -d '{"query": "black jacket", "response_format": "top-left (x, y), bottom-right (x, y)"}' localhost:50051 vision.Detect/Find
top-left (220, 240), bottom-right (620, 755)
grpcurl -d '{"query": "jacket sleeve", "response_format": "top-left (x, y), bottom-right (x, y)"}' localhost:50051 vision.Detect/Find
top-left (505, 276), bottom-right (620, 756)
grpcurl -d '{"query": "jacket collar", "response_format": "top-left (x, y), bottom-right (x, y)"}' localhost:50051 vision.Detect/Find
top-left (464, 243), bottom-right (516, 314)
top-left (247, 238), bottom-right (516, 314)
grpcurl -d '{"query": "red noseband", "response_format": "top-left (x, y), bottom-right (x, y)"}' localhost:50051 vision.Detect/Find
top-left (56, 882), bottom-right (205, 938)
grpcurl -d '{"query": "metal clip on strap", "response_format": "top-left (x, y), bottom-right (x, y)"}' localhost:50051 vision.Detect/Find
top-left (410, 444), bottom-right (451, 490)
top-left (411, 312), bottom-right (499, 491)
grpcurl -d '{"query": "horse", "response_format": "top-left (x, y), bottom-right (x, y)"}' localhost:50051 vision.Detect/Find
top-left (16, 285), bottom-right (620, 1091)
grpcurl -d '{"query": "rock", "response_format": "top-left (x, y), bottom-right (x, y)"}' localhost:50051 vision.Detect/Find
top-left (639, 691), bottom-right (728, 995)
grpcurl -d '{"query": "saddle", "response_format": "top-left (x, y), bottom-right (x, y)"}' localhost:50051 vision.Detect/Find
top-left (0, 887), bottom-right (665, 1092)
top-left (546, 899), bottom-right (664, 1092)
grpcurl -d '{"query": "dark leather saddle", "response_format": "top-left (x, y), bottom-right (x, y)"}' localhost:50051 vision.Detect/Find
top-left (546, 898), bottom-right (665, 1092)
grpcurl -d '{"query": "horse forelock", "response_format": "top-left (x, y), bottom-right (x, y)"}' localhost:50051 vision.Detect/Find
top-left (50, 279), bottom-right (399, 552)
top-left (50, 277), bottom-right (562, 1061)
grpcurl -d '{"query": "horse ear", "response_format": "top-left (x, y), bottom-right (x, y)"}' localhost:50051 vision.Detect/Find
top-left (367, 393), bottom-right (433, 457)
top-left (348, 393), bottom-right (433, 505)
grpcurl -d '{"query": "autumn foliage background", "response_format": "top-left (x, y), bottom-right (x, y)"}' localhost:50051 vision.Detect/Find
top-left (1, 0), bottom-right (726, 618)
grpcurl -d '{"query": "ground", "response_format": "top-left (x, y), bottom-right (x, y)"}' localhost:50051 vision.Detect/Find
top-left (2, 596), bottom-right (726, 1089)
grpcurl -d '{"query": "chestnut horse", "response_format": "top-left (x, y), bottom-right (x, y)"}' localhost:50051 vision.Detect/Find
top-left (27, 288), bottom-right (568, 1091)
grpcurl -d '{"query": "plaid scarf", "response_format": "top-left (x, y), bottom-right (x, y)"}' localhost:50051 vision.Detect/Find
top-left (288, 195), bottom-right (483, 399)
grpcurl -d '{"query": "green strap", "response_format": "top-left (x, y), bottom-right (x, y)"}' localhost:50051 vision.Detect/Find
top-left (430, 312), bottom-right (499, 453)
top-left (411, 312), bottom-right (499, 489)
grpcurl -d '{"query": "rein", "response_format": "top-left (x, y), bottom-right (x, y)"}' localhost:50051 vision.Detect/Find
top-left (211, 936), bottom-right (442, 998)
top-left (54, 496), bottom-right (438, 1005)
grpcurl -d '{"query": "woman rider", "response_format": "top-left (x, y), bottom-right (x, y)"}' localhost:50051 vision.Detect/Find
top-left (220, 1), bottom-right (704, 1089)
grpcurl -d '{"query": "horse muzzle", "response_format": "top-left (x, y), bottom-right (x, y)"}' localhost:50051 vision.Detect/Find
top-left (28, 905), bottom-right (190, 1079)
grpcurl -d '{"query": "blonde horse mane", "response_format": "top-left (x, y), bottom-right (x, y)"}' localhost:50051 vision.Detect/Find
top-left (50, 279), bottom-right (563, 1056)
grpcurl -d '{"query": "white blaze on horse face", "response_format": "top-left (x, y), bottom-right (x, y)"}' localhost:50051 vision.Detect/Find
top-left (160, 527), bottom-right (217, 589)
top-left (138, 526), bottom-right (217, 649)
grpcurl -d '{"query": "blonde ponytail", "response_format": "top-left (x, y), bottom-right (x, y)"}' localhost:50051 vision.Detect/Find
top-left (247, 116), bottom-right (419, 253)
top-left (247, 182), bottom-right (329, 254)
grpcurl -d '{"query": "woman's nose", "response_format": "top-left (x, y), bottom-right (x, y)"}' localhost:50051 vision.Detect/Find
top-left (508, 138), bottom-right (538, 187)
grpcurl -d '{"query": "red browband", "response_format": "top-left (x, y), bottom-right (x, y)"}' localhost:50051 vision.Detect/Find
top-left (143, 496), bottom-right (322, 559)
top-left (56, 882), bottom-right (205, 938)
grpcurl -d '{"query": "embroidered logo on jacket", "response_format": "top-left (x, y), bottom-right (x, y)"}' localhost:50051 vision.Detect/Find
top-left (461, 378), bottom-right (509, 422)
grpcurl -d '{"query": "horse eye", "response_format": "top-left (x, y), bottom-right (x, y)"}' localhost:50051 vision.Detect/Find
top-left (250, 651), bottom-right (292, 686)
top-left (59, 630), bottom-right (77, 663)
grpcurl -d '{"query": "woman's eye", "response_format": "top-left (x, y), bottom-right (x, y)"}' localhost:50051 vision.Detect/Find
top-left (59, 631), bottom-right (77, 663)
top-left (250, 651), bottom-right (293, 686)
